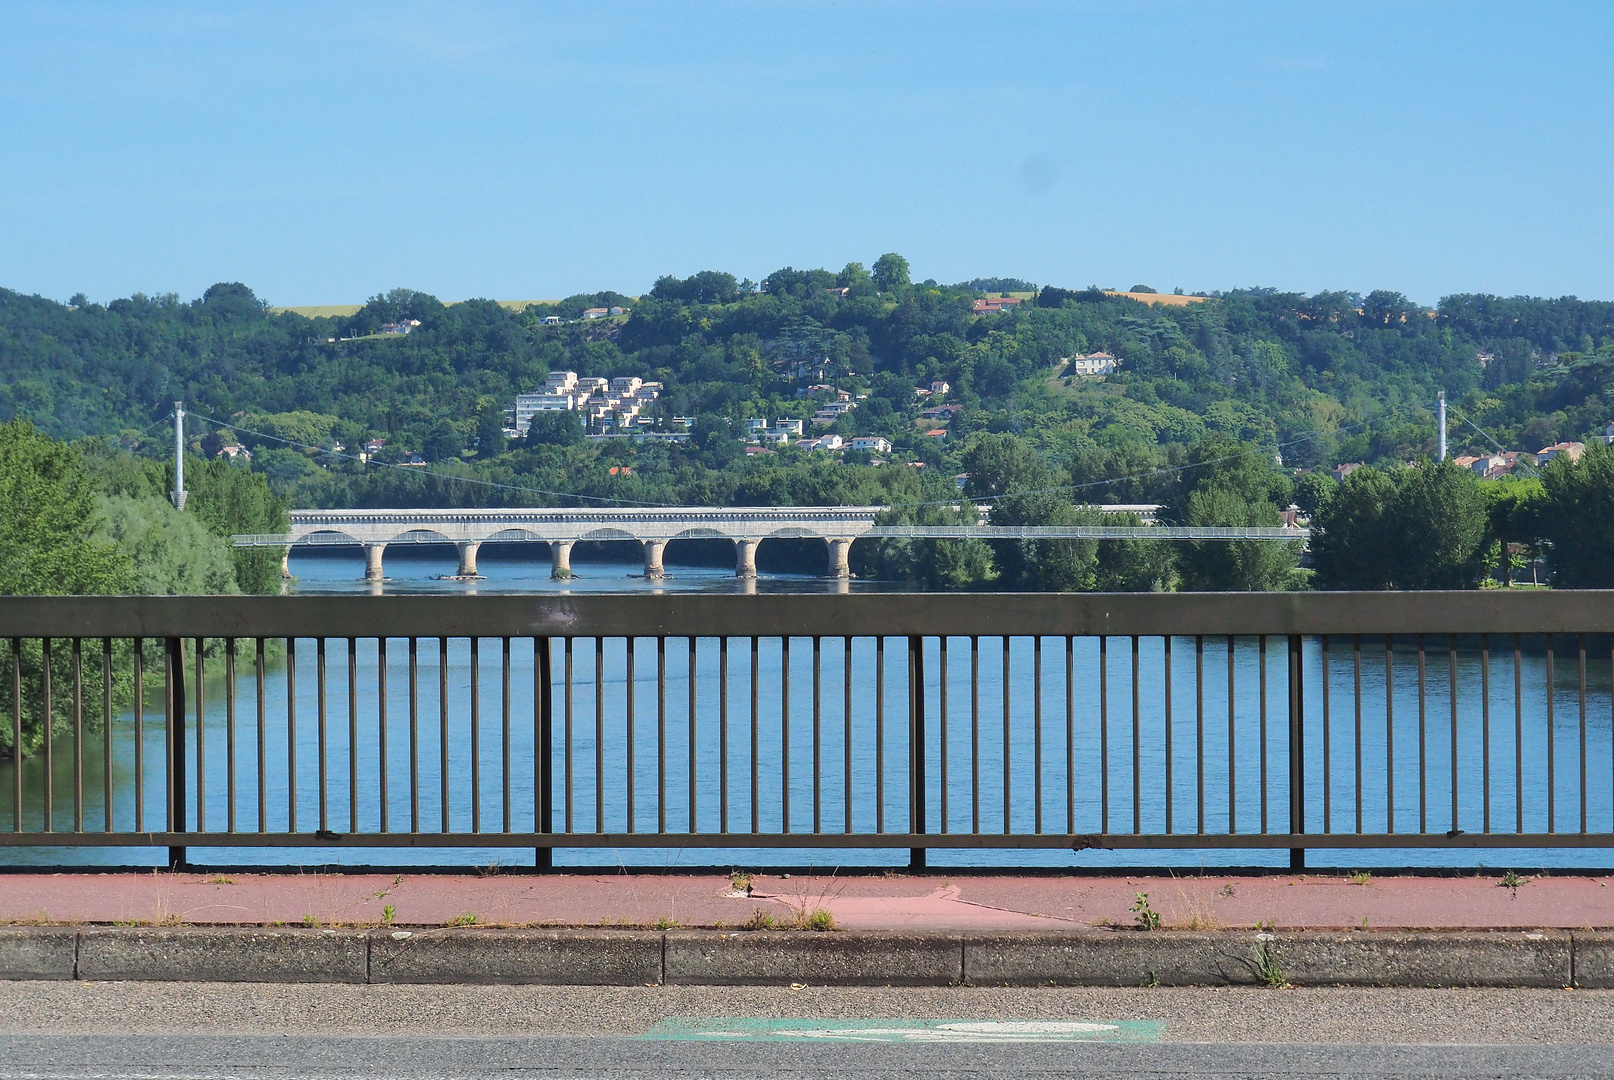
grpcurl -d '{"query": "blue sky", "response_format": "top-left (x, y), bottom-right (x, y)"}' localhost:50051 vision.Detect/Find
top-left (2, 1), bottom-right (1611, 307)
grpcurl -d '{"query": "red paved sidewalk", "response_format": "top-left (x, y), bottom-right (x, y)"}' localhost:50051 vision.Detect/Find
top-left (0, 871), bottom-right (1609, 931)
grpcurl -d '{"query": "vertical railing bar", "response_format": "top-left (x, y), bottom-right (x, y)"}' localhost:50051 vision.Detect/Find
top-left (939, 637), bottom-right (949, 835)
top-left (286, 637), bottom-right (296, 835)
top-left (1065, 635), bottom-right (1075, 837)
top-left (1354, 635), bottom-right (1363, 835)
top-left (720, 637), bottom-right (729, 834)
top-left (653, 636), bottom-right (672, 834)
top-left (1004, 636), bottom-right (1013, 836)
top-left (1481, 634), bottom-right (1491, 834)
top-left (317, 637), bottom-right (328, 835)
top-left (689, 637), bottom-right (697, 833)
top-left (348, 638), bottom-right (358, 836)
top-left (537, 636), bottom-right (553, 867)
top-left (377, 638), bottom-right (388, 835)
top-left (227, 639), bottom-right (237, 834)
top-left (627, 638), bottom-right (636, 835)
top-left (1547, 634), bottom-right (1556, 834)
top-left (1578, 634), bottom-right (1588, 836)
top-left (1321, 636), bottom-right (1331, 835)
top-left (408, 637), bottom-right (419, 835)
top-left (1227, 635), bottom-right (1235, 834)
top-left (750, 636), bottom-right (759, 835)
top-left (255, 639), bottom-right (266, 834)
top-left (1514, 633), bottom-right (1523, 834)
top-left (162, 638), bottom-right (181, 864)
top-left (1259, 635), bottom-right (1268, 834)
top-left (842, 637), bottom-right (851, 835)
top-left (812, 636), bottom-right (822, 834)
top-left (564, 637), bottom-right (574, 835)
top-left (781, 636), bottom-right (790, 835)
top-left (501, 637), bottom-right (511, 835)
top-left (11, 639), bottom-right (21, 833)
top-left (1131, 635), bottom-right (1140, 836)
top-left (1034, 636), bottom-right (1043, 835)
top-left (43, 638), bottom-right (53, 834)
top-left (470, 637), bottom-right (481, 835)
top-left (875, 636), bottom-right (885, 834)
top-left (72, 638), bottom-right (84, 833)
top-left (1385, 637), bottom-right (1394, 836)
top-left (595, 637), bottom-right (605, 834)
top-left (1196, 635), bottom-right (1204, 835)
top-left (192, 638), bottom-right (204, 834)
top-left (1100, 635), bottom-right (1110, 835)
top-left (971, 636), bottom-right (981, 834)
top-left (657, 636), bottom-right (666, 834)
top-left (1162, 635), bottom-right (1171, 836)
top-left (1288, 634), bottom-right (1306, 869)
top-left (103, 638), bottom-right (114, 834)
top-left (908, 632), bottom-right (927, 867)
top-left (1417, 634), bottom-right (1427, 835)
top-left (135, 639), bottom-right (146, 835)
top-left (439, 637), bottom-right (449, 834)
top-left (1450, 636), bottom-right (1460, 835)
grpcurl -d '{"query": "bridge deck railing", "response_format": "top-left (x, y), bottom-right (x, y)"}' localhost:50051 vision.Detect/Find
top-left (1, 593), bottom-right (1611, 869)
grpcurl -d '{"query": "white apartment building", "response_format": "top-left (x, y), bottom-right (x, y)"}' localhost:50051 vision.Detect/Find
top-left (513, 371), bottom-right (663, 435)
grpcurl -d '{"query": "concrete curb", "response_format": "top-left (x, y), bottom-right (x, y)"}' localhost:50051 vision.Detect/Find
top-left (0, 927), bottom-right (1606, 987)
top-left (369, 928), bottom-right (661, 985)
top-left (77, 927), bottom-right (368, 983)
top-left (665, 930), bottom-right (962, 986)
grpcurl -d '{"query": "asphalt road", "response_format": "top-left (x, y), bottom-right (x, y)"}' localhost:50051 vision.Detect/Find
top-left (3, 983), bottom-right (1614, 1078)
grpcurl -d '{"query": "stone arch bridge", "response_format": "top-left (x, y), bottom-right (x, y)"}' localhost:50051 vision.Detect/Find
top-left (235, 505), bottom-right (1300, 581)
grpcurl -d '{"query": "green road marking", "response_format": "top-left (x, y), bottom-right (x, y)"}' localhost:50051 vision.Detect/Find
top-left (641, 1018), bottom-right (1164, 1043)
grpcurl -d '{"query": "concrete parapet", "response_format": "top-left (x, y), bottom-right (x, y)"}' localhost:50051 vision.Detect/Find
top-left (77, 927), bottom-right (368, 983)
top-left (665, 930), bottom-right (962, 985)
top-left (368, 928), bottom-right (661, 985)
top-left (0, 928), bottom-right (77, 980)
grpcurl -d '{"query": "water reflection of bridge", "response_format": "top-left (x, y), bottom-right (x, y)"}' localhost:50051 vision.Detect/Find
top-left (233, 505), bottom-right (1306, 582)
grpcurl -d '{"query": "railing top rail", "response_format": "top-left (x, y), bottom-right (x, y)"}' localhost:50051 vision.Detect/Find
top-left (2, 591), bottom-right (1612, 639)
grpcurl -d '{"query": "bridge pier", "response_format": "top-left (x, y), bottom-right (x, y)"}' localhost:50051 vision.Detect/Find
top-left (826, 537), bottom-right (853, 579)
top-left (643, 540), bottom-right (667, 579)
top-left (734, 538), bottom-right (760, 578)
top-left (454, 541), bottom-right (483, 579)
top-left (550, 540), bottom-right (574, 579)
top-left (363, 542), bottom-right (387, 581)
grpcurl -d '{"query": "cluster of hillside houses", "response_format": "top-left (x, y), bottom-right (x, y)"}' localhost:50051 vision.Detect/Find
top-left (508, 371), bottom-right (666, 436)
top-left (1330, 424), bottom-right (1614, 483)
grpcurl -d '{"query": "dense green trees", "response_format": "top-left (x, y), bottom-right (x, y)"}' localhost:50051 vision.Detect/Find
top-left (0, 420), bottom-right (129, 595)
top-left (1311, 462), bottom-right (1488, 589)
top-left (1537, 442), bottom-right (1614, 586)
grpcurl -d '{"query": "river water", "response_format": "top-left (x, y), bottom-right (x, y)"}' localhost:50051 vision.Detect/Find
top-left (2, 546), bottom-right (1611, 870)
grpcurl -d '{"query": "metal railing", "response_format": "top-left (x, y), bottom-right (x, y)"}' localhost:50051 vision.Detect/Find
top-left (1, 592), bottom-right (1611, 868)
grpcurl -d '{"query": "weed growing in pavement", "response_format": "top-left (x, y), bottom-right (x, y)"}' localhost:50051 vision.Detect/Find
top-left (1500, 870), bottom-right (1526, 895)
top-left (729, 871), bottom-right (753, 894)
top-left (1349, 871), bottom-right (1372, 886)
top-left (1252, 940), bottom-right (1288, 988)
top-left (206, 876), bottom-right (236, 885)
top-left (655, 915), bottom-right (677, 930)
top-left (454, 913), bottom-right (479, 927)
top-left (742, 909), bottom-right (775, 930)
top-left (301, 914), bottom-right (321, 929)
top-left (801, 908), bottom-right (837, 932)
top-left (382, 905), bottom-right (396, 925)
top-left (1141, 970), bottom-right (1160, 988)
top-left (1254, 918), bottom-right (1276, 932)
top-left (1130, 893), bottom-right (1161, 931)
